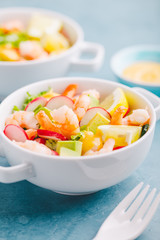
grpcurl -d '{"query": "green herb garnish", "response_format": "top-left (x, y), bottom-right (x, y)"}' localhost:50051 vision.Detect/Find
top-left (22, 88), bottom-right (51, 110)
top-left (12, 105), bottom-right (20, 113)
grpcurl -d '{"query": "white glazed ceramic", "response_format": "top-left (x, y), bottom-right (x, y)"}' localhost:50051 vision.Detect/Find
top-left (0, 77), bottom-right (160, 195)
top-left (0, 8), bottom-right (105, 98)
top-left (110, 45), bottom-right (160, 96)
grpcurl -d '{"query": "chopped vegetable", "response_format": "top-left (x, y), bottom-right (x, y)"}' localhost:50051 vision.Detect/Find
top-left (141, 124), bottom-right (149, 137)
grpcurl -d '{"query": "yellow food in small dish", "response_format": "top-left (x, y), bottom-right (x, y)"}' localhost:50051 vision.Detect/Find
top-left (123, 62), bottom-right (160, 84)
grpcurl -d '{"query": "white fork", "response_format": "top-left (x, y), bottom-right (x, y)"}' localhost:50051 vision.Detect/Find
top-left (93, 182), bottom-right (160, 240)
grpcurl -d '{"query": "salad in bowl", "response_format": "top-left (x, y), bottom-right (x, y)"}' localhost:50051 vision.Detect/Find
top-left (0, 14), bottom-right (71, 61)
top-left (4, 83), bottom-right (150, 157)
top-left (0, 77), bottom-right (159, 194)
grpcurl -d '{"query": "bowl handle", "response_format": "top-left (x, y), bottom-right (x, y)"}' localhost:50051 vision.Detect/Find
top-left (0, 142), bottom-right (35, 183)
top-left (0, 162), bottom-right (35, 183)
top-left (70, 41), bottom-right (105, 72)
top-left (133, 87), bottom-right (160, 121)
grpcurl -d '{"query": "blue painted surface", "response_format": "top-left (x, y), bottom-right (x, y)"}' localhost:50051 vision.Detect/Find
top-left (0, 0), bottom-right (160, 239)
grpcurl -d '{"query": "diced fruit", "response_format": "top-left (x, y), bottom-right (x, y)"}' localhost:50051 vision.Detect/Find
top-left (34, 137), bottom-right (46, 145)
top-left (41, 32), bottom-right (69, 53)
top-left (56, 140), bottom-right (82, 156)
top-left (45, 139), bottom-right (56, 151)
top-left (89, 95), bottom-right (99, 108)
top-left (79, 131), bottom-right (103, 155)
top-left (4, 124), bottom-right (29, 142)
top-left (37, 129), bottom-right (67, 141)
top-left (46, 95), bottom-right (74, 110)
top-left (25, 97), bottom-right (47, 111)
top-left (141, 124), bottom-right (149, 137)
top-left (0, 47), bottom-right (20, 61)
top-left (100, 88), bottom-right (129, 116)
top-left (97, 125), bottom-right (142, 147)
top-left (87, 112), bottom-right (110, 134)
top-left (59, 147), bottom-right (81, 157)
top-left (80, 107), bottom-right (111, 127)
top-left (27, 14), bottom-right (63, 38)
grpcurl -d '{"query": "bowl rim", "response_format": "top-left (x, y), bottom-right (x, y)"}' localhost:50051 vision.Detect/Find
top-left (0, 77), bottom-right (156, 161)
top-left (0, 7), bottom-right (84, 66)
top-left (110, 44), bottom-right (160, 87)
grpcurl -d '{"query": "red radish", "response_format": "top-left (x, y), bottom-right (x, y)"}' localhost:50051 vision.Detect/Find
top-left (52, 150), bottom-right (59, 156)
top-left (123, 107), bottom-right (130, 117)
top-left (113, 146), bottom-right (125, 150)
top-left (37, 129), bottom-right (67, 141)
top-left (80, 107), bottom-right (111, 127)
top-left (46, 95), bottom-right (74, 110)
top-left (25, 97), bottom-right (47, 111)
top-left (34, 138), bottom-right (46, 145)
top-left (4, 124), bottom-right (28, 142)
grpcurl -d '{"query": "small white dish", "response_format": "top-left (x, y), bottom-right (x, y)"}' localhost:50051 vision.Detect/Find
top-left (0, 77), bottom-right (160, 195)
top-left (0, 7), bottom-right (105, 98)
top-left (110, 45), bottom-right (160, 96)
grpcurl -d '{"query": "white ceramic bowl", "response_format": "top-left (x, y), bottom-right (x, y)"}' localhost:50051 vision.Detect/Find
top-left (0, 7), bottom-right (105, 98)
top-left (0, 77), bottom-right (160, 195)
top-left (110, 45), bottom-right (160, 96)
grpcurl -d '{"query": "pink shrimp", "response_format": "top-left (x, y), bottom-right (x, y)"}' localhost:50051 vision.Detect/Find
top-left (1, 20), bottom-right (24, 33)
top-left (5, 111), bottom-right (39, 130)
top-left (74, 89), bottom-right (100, 121)
top-left (15, 140), bottom-right (53, 155)
top-left (36, 106), bottom-right (80, 139)
top-left (19, 41), bottom-right (48, 60)
top-left (84, 138), bottom-right (115, 156)
top-left (62, 84), bottom-right (78, 99)
top-left (25, 129), bottom-right (37, 140)
top-left (111, 106), bottom-right (150, 126)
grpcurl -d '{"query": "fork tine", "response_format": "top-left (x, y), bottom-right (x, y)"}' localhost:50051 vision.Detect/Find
top-left (112, 182), bottom-right (144, 213)
top-left (132, 188), bottom-right (157, 222)
top-left (125, 185), bottom-right (150, 219)
top-left (142, 192), bottom-right (160, 226)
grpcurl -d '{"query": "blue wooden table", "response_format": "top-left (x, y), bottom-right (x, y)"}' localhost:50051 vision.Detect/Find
top-left (0, 0), bottom-right (160, 239)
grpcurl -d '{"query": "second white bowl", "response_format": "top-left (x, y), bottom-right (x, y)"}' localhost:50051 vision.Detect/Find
top-left (0, 7), bottom-right (105, 98)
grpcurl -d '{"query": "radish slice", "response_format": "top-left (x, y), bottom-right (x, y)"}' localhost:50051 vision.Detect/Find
top-left (37, 129), bottom-right (67, 141)
top-left (34, 137), bottom-right (46, 144)
top-left (25, 97), bottom-right (47, 111)
top-left (123, 107), bottom-right (130, 117)
top-left (113, 146), bottom-right (125, 150)
top-left (46, 95), bottom-right (74, 110)
top-left (4, 124), bottom-right (29, 142)
top-left (52, 150), bottom-right (59, 156)
top-left (80, 107), bottom-right (111, 127)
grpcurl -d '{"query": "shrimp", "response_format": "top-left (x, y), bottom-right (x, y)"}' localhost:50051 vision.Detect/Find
top-left (82, 89), bottom-right (100, 100)
top-left (19, 41), bottom-right (48, 60)
top-left (36, 106), bottom-right (80, 139)
top-left (62, 84), bottom-right (78, 99)
top-left (14, 140), bottom-right (53, 155)
top-left (1, 20), bottom-right (24, 33)
top-left (74, 89), bottom-right (100, 121)
top-left (25, 129), bottom-right (37, 140)
top-left (84, 138), bottom-right (115, 156)
top-left (111, 106), bottom-right (150, 126)
top-left (5, 111), bottom-right (39, 130)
